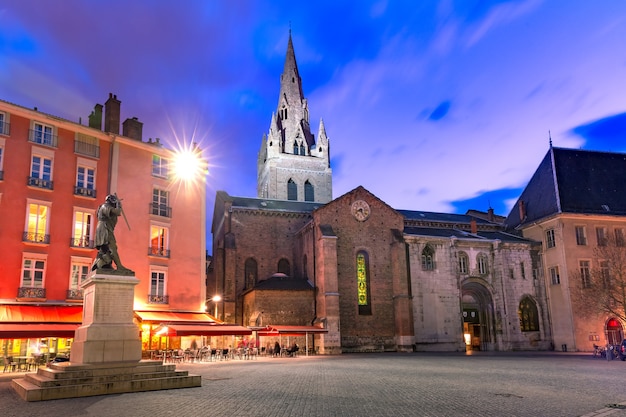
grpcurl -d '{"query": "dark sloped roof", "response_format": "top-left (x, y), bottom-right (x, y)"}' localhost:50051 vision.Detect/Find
top-left (505, 147), bottom-right (626, 229)
top-left (398, 210), bottom-right (492, 224)
top-left (229, 195), bottom-right (322, 213)
top-left (254, 275), bottom-right (314, 291)
top-left (404, 227), bottom-right (534, 243)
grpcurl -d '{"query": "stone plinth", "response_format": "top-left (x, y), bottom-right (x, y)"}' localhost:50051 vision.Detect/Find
top-left (71, 273), bottom-right (141, 364)
top-left (12, 271), bottom-right (201, 401)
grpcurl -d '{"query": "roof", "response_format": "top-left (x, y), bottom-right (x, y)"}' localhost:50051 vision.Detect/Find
top-left (398, 210), bottom-right (494, 224)
top-left (228, 194), bottom-right (322, 213)
top-left (404, 227), bottom-right (534, 243)
top-left (254, 275), bottom-right (315, 291)
top-left (505, 147), bottom-right (626, 229)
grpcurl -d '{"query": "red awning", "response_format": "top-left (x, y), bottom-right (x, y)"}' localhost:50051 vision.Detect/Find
top-left (0, 323), bottom-right (79, 339)
top-left (154, 324), bottom-right (252, 336)
top-left (135, 310), bottom-right (220, 324)
top-left (257, 325), bottom-right (328, 337)
top-left (0, 305), bottom-right (83, 322)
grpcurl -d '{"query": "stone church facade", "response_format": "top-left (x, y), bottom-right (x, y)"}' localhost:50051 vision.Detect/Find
top-left (209, 34), bottom-right (552, 353)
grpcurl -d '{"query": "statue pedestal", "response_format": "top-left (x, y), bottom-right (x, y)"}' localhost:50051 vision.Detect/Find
top-left (12, 271), bottom-right (201, 401)
top-left (71, 273), bottom-right (142, 364)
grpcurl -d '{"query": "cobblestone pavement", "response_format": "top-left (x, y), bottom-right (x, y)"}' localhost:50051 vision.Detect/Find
top-left (2, 352), bottom-right (626, 417)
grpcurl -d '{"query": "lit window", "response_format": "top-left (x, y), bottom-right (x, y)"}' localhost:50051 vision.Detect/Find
top-left (518, 297), bottom-right (539, 332)
top-left (546, 229), bottom-right (556, 248)
top-left (357, 251), bottom-right (371, 315)
top-left (72, 210), bottom-right (94, 248)
top-left (152, 154), bottom-right (169, 178)
top-left (575, 226), bottom-right (586, 246)
top-left (24, 201), bottom-right (50, 243)
top-left (149, 225), bottom-right (169, 257)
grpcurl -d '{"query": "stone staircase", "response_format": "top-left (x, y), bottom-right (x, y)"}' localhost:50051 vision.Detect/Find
top-left (11, 360), bottom-right (201, 401)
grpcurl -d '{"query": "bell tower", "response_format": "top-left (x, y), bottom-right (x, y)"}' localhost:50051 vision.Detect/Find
top-left (257, 32), bottom-right (332, 203)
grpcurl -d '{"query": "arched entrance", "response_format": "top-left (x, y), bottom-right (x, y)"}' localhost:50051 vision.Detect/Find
top-left (606, 318), bottom-right (624, 345)
top-left (461, 281), bottom-right (496, 351)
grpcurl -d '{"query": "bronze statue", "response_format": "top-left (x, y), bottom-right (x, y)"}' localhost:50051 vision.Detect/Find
top-left (92, 194), bottom-right (133, 274)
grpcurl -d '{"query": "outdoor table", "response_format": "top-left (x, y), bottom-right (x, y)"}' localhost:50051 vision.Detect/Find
top-left (14, 356), bottom-right (29, 371)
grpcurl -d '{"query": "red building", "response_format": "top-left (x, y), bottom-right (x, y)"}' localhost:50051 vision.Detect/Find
top-left (0, 94), bottom-right (210, 360)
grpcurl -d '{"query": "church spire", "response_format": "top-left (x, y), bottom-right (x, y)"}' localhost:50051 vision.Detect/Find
top-left (279, 31), bottom-right (305, 110)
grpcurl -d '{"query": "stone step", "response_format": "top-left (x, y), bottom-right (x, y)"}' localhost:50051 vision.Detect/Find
top-left (24, 369), bottom-right (190, 388)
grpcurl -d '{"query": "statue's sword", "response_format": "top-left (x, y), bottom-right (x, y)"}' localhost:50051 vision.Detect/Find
top-left (114, 193), bottom-right (131, 231)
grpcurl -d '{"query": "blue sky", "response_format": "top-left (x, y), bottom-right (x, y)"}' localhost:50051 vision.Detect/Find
top-left (2, 0), bottom-right (626, 246)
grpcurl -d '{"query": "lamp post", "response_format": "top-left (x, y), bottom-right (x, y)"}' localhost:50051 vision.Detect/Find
top-left (209, 295), bottom-right (221, 319)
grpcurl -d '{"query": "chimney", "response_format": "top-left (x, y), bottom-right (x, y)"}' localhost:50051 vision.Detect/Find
top-left (518, 200), bottom-right (526, 220)
top-left (487, 207), bottom-right (494, 222)
top-left (104, 93), bottom-right (121, 134)
top-left (470, 219), bottom-right (477, 234)
top-left (123, 117), bottom-right (143, 141)
top-left (88, 104), bottom-right (103, 130)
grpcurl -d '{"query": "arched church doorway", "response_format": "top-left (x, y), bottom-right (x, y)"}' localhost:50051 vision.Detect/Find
top-left (461, 281), bottom-right (496, 351)
top-left (606, 318), bottom-right (624, 345)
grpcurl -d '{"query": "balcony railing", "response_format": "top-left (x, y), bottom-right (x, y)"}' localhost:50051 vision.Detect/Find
top-left (148, 294), bottom-right (169, 304)
top-left (0, 121), bottom-right (9, 136)
top-left (148, 247), bottom-right (170, 258)
top-left (74, 185), bottom-right (96, 198)
top-left (23, 231), bottom-right (50, 244)
top-left (27, 176), bottom-right (54, 190)
top-left (74, 139), bottom-right (100, 158)
top-left (28, 129), bottom-right (58, 147)
top-left (149, 202), bottom-right (172, 218)
top-left (66, 289), bottom-right (84, 300)
top-left (70, 237), bottom-right (94, 248)
top-left (18, 287), bottom-right (46, 299)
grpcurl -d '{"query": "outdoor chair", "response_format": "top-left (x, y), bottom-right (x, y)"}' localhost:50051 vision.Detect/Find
top-left (3, 356), bottom-right (17, 372)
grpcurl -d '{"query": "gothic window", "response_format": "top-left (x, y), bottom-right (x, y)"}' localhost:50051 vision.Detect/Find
top-left (303, 255), bottom-right (308, 280)
top-left (287, 179), bottom-right (297, 201)
top-left (304, 181), bottom-right (314, 202)
top-left (300, 143), bottom-right (305, 155)
top-left (293, 142), bottom-right (299, 155)
top-left (477, 253), bottom-right (488, 275)
top-left (278, 258), bottom-right (290, 276)
top-left (244, 258), bottom-right (258, 289)
top-left (356, 251), bottom-right (372, 315)
top-left (421, 245), bottom-right (435, 271)
top-left (458, 252), bottom-right (469, 274)
top-left (518, 297), bottom-right (539, 332)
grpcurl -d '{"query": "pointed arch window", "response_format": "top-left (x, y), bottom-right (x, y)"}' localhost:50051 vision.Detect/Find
top-left (293, 142), bottom-right (299, 155)
top-left (278, 258), bottom-right (290, 276)
top-left (458, 251), bottom-right (469, 274)
top-left (518, 297), bottom-right (539, 332)
top-left (304, 181), bottom-right (314, 202)
top-left (287, 179), bottom-right (297, 201)
top-left (244, 258), bottom-right (258, 290)
top-left (356, 251), bottom-right (372, 315)
top-left (477, 253), bottom-right (488, 275)
top-left (300, 143), bottom-right (305, 155)
top-left (421, 245), bottom-right (435, 271)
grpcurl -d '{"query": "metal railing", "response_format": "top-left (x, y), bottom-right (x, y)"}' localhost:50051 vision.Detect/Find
top-left (148, 294), bottom-right (169, 304)
top-left (74, 139), bottom-right (100, 158)
top-left (149, 202), bottom-right (172, 217)
top-left (66, 289), bottom-right (83, 300)
top-left (27, 176), bottom-right (54, 190)
top-left (74, 186), bottom-right (96, 198)
top-left (70, 237), bottom-right (94, 248)
top-left (28, 129), bottom-right (58, 147)
top-left (23, 231), bottom-right (50, 244)
top-left (148, 247), bottom-right (170, 258)
top-left (18, 287), bottom-right (46, 299)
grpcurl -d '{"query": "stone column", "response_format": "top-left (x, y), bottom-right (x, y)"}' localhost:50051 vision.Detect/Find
top-left (71, 273), bottom-right (141, 364)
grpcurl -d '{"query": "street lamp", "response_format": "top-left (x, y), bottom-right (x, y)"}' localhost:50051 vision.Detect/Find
top-left (208, 295), bottom-right (221, 319)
